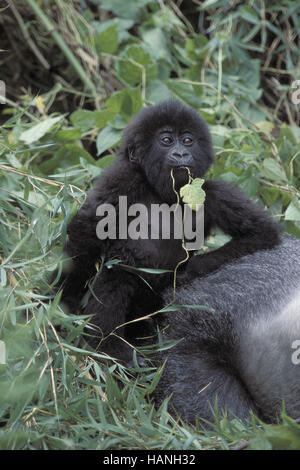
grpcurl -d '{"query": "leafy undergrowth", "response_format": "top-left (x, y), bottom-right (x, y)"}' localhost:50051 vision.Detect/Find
top-left (0, 0), bottom-right (300, 450)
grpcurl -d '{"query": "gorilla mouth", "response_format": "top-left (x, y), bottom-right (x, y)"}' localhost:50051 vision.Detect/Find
top-left (171, 166), bottom-right (193, 187)
top-left (171, 164), bottom-right (194, 174)
top-left (171, 163), bottom-right (193, 169)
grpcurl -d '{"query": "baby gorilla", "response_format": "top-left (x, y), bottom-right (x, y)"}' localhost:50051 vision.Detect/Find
top-left (156, 235), bottom-right (300, 425)
top-left (57, 100), bottom-right (281, 364)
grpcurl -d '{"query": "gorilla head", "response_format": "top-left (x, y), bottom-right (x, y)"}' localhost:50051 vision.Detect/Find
top-left (119, 100), bottom-right (215, 202)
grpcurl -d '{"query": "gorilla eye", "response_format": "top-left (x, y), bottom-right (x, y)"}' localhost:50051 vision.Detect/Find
top-left (182, 137), bottom-right (193, 145)
top-left (161, 136), bottom-right (173, 145)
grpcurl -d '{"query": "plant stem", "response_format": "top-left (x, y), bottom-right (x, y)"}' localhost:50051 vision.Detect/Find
top-left (25, 0), bottom-right (96, 93)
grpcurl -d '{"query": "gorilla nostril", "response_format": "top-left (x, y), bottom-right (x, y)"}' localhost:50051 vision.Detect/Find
top-left (172, 152), bottom-right (191, 159)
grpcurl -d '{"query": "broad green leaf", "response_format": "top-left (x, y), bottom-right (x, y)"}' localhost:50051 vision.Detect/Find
top-left (20, 116), bottom-right (63, 144)
top-left (71, 109), bottom-right (118, 132)
top-left (180, 178), bottom-right (206, 211)
top-left (108, 115), bottom-right (128, 130)
top-left (142, 28), bottom-right (169, 61)
top-left (96, 24), bottom-right (118, 54)
top-left (123, 45), bottom-right (153, 65)
top-left (239, 5), bottom-right (259, 24)
top-left (210, 124), bottom-right (231, 147)
top-left (96, 154), bottom-right (116, 168)
top-left (238, 100), bottom-right (267, 122)
top-left (166, 80), bottom-right (203, 107)
top-left (261, 158), bottom-right (287, 182)
top-left (91, 0), bottom-right (151, 21)
top-left (39, 144), bottom-right (95, 173)
top-left (55, 128), bottom-right (82, 142)
top-left (248, 420), bottom-right (300, 450)
top-left (70, 110), bottom-right (98, 131)
top-left (106, 87), bottom-right (143, 117)
top-left (116, 45), bottom-right (157, 86)
top-left (285, 197), bottom-right (300, 221)
top-left (95, 110), bottom-right (116, 129)
top-left (5, 153), bottom-right (22, 168)
top-left (96, 127), bottom-right (121, 156)
top-left (146, 80), bottom-right (173, 103)
top-left (261, 187), bottom-right (280, 206)
top-left (185, 36), bottom-right (209, 61)
top-left (256, 121), bottom-right (274, 135)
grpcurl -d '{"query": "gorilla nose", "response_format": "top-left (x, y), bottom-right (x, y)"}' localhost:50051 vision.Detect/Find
top-left (172, 151), bottom-right (191, 158)
top-left (170, 151), bottom-right (193, 166)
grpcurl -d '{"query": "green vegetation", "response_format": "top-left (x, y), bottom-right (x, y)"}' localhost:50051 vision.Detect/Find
top-left (0, 0), bottom-right (299, 450)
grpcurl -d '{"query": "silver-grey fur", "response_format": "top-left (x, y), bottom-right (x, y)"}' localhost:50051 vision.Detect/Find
top-left (156, 235), bottom-right (300, 424)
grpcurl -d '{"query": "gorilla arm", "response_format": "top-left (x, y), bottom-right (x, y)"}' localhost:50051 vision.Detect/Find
top-left (54, 160), bottom-right (131, 311)
top-left (56, 204), bottom-right (100, 312)
top-left (186, 179), bottom-right (281, 278)
top-left (82, 267), bottom-right (140, 363)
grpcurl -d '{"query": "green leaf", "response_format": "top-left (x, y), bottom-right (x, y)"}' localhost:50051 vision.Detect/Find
top-left (210, 124), bottom-right (231, 147)
top-left (91, 0), bottom-right (151, 21)
top-left (166, 80), bottom-right (203, 107)
top-left (96, 24), bottom-right (118, 54)
top-left (55, 128), bottom-right (82, 142)
top-left (70, 110), bottom-right (98, 132)
top-left (39, 144), bottom-right (95, 173)
top-left (185, 36), bottom-right (209, 61)
top-left (238, 176), bottom-right (259, 197)
top-left (95, 110), bottom-right (116, 129)
top-left (248, 420), bottom-right (300, 450)
top-left (239, 5), bottom-right (259, 24)
top-left (96, 127), bottom-right (122, 156)
top-left (96, 154), bottom-right (116, 168)
top-left (261, 187), bottom-right (280, 206)
top-left (180, 178), bottom-right (206, 211)
top-left (108, 115), bottom-right (128, 130)
top-left (261, 158), bottom-right (287, 182)
top-left (285, 197), bottom-right (300, 221)
top-left (146, 80), bottom-right (173, 103)
top-left (71, 108), bottom-right (119, 132)
top-left (256, 121), bottom-right (274, 135)
top-left (20, 116), bottom-right (63, 144)
top-left (106, 87), bottom-right (143, 117)
top-left (116, 45), bottom-right (158, 85)
top-left (123, 45), bottom-right (153, 65)
top-left (142, 28), bottom-right (169, 61)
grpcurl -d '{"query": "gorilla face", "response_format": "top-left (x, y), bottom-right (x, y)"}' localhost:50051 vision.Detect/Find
top-left (145, 127), bottom-right (202, 199)
top-left (156, 128), bottom-right (196, 169)
top-left (120, 100), bottom-right (214, 202)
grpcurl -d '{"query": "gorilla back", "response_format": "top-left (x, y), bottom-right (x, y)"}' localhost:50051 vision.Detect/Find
top-left (157, 235), bottom-right (300, 424)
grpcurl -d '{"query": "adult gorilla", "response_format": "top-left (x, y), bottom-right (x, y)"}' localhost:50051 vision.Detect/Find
top-left (156, 235), bottom-right (300, 424)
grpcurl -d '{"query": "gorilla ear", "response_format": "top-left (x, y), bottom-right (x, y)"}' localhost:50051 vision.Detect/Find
top-left (128, 146), bottom-right (139, 165)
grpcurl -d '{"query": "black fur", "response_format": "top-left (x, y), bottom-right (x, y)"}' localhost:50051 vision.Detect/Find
top-left (157, 235), bottom-right (300, 424)
top-left (56, 100), bottom-right (281, 364)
